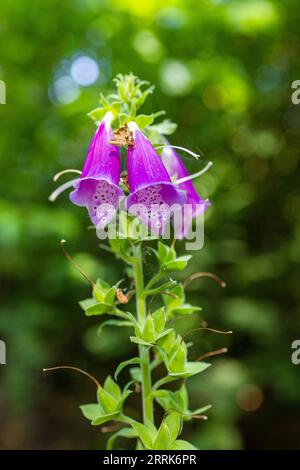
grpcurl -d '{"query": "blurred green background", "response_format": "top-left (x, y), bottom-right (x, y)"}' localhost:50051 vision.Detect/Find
top-left (0, 0), bottom-right (300, 450)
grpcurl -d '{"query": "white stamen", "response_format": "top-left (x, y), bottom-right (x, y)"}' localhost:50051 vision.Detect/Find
top-left (175, 161), bottom-right (213, 185)
top-left (103, 111), bottom-right (114, 129)
top-left (128, 121), bottom-right (139, 136)
top-left (48, 178), bottom-right (80, 202)
top-left (155, 145), bottom-right (201, 160)
top-left (53, 169), bottom-right (82, 182)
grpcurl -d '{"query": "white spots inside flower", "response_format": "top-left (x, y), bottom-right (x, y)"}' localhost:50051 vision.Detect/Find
top-left (130, 184), bottom-right (172, 233)
top-left (89, 180), bottom-right (118, 226)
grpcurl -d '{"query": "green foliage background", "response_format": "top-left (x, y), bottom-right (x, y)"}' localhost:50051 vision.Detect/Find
top-left (0, 0), bottom-right (300, 449)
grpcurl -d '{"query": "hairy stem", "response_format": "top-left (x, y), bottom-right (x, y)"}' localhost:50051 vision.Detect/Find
top-left (133, 244), bottom-right (153, 425)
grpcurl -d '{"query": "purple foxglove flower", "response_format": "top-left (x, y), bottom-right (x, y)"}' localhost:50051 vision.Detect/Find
top-left (161, 147), bottom-right (210, 239)
top-left (126, 124), bottom-right (186, 234)
top-left (70, 113), bottom-right (123, 228)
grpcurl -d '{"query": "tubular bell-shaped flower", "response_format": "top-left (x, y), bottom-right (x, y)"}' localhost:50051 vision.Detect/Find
top-left (126, 123), bottom-right (186, 234)
top-left (70, 112), bottom-right (123, 228)
top-left (161, 146), bottom-right (210, 239)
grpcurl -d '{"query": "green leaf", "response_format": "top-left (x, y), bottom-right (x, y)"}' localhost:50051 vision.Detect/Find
top-left (114, 357), bottom-right (140, 380)
top-left (172, 305), bottom-right (202, 315)
top-left (88, 107), bottom-right (107, 123)
top-left (98, 319), bottom-right (133, 336)
top-left (169, 361), bottom-right (211, 378)
top-left (97, 387), bottom-right (119, 414)
top-left (130, 421), bottom-right (156, 449)
top-left (85, 303), bottom-right (116, 316)
top-left (79, 298), bottom-right (97, 311)
top-left (153, 374), bottom-right (178, 391)
top-left (130, 336), bottom-right (152, 347)
top-left (106, 427), bottom-right (138, 450)
top-left (104, 287), bottom-right (116, 305)
top-left (104, 376), bottom-right (122, 401)
top-left (162, 256), bottom-right (192, 273)
top-left (165, 411), bottom-right (181, 443)
top-left (135, 114), bottom-right (154, 128)
top-left (142, 315), bottom-right (156, 342)
top-left (163, 284), bottom-right (184, 313)
top-left (157, 329), bottom-right (177, 354)
top-left (80, 403), bottom-right (121, 426)
top-left (171, 440), bottom-right (197, 450)
top-left (110, 101), bottom-right (122, 115)
top-left (155, 328), bottom-right (173, 341)
top-left (152, 307), bottom-right (166, 334)
top-left (145, 279), bottom-right (177, 296)
top-left (152, 386), bottom-right (188, 413)
top-left (157, 241), bottom-right (171, 264)
top-left (129, 367), bottom-right (142, 383)
top-left (148, 119), bottom-right (177, 135)
top-left (134, 86), bottom-right (154, 109)
top-left (152, 419), bottom-right (172, 450)
top-left (80, 404), bottom-right (104, 421)
top-left (93, 279), bottom-right (111, 302)
top-left (177, 384), bottom-right (188, 411)
top-left (167, 342), bottom-right (186, 373)
top-left (92, 411), bottom-right (120, 426)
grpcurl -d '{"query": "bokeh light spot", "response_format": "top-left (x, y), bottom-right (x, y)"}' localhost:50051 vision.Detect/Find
top-left (236, 384), bottom-right (264, 412)
top-left (49, 75), bottom-right (80, 106)
top-left (160, 61), bottom-right (193, 96)
top-left (70, 55), bottom-right (99, 86)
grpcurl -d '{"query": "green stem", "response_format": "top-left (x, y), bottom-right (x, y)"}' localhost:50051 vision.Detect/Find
top-left (132, 244), bottom-right (153, 425)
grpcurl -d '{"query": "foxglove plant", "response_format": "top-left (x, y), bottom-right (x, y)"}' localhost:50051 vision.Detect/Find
top-left (46, 74), bottom-right (230, 450)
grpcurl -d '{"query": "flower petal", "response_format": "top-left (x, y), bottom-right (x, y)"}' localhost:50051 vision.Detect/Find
top-left (161, 146), bottom-right (210, 238)
top-left (70, 113), bottom-right (123, 227)
top-left (126, 124), bottom-right (186, 234)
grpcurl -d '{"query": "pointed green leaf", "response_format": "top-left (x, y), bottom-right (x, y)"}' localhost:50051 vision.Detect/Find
top-left (148, 119), bottom-right (177, 136)
top-left (172, 305), bottom-right (202, 315)
top-left (162, 256), bottom-right (192, 273)
top-left (152, 420), bottom-right (172, 450)
top-left (85, 303), bottom-right (116, 316)
top-left (130, 336), bottom-right (152, 347)
top-left (135, 114), bottom-right (154, 128)
top-left (152, 307), bottom-right (166, 334)
top-left (114, 357), bottom-right (140, 380)
top-left (165, 411), bottom-right (181, 443)
top-left (104, 376), bottom-right (122, 401)
top-left (157, 241), bottom-right (170, 264)
top-left (98, 319), bottom-right (133, 336)
top-left (129, 367), bottom-right (142, 383)
top-left (93, 279), bottom-right (111, 302)
top-left (79, 298), bottom-right (97, 311)
top-left (104, 287), bottom-right (116, 305)
top-left (97, 387), bottom-right (118, 414)
top-left (145, 279), bottom-right (177, 296)
top-left (142, 315), bottom-right (156, 342)
top-left (106, 427), bottom-right (138, 450)
top-left (92, 411), bottom-right (120, 426)
top-left (80, 404), bottom-right (104, 421)
top-left (130, 421), bottom-right (156, 449)
top-left (171, 440), bottom-right (197, 450)
top-left (88, 107), bottom-right (107, 123)
top-left (169, 361), bottom-right (211, 378)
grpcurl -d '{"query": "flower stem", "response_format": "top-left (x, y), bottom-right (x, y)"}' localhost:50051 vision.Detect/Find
top-left (133, 244), bottom-right (153, 425)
